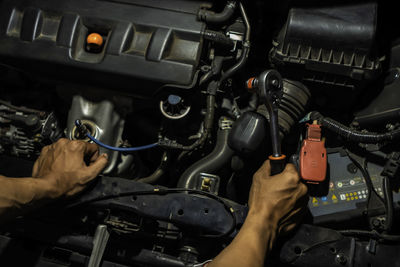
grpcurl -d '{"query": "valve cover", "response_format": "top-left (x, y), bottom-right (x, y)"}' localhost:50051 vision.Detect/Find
top-left (0, 0), bottom-right (209, 95)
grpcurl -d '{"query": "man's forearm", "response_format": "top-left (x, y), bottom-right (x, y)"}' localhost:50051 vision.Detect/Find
top-left (208, 211), bottom-right (277, 267)
top-left (0, 175), bottom-right (50, 223)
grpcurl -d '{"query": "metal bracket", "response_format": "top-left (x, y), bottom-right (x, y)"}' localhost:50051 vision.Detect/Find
top-left (88, 224), bottom-right (110, 267)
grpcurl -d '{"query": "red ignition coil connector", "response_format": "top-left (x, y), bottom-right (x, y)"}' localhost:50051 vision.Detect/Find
top-left (300, 122), bottom-right (327, 184)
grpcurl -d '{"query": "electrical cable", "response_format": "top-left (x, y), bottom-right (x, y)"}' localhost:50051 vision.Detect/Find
top-left (87, 133), bottom-right (157, 152)
top-left (158, 94), bottom-right (216, 151)
top-left (346, 150), bottom-right (385, 205)
top-left (346, 150), bottom-right (394, 234)
top-left (310, 111), bottom-right (400, 143)
top-left (68, 187), bottom-right (237, 239)
top-left (382, 176), bottom-right (394, 232)
top-left (75, 120), bottom-right (158, 152)
top-left (363, 159), bottom-right (393, 232)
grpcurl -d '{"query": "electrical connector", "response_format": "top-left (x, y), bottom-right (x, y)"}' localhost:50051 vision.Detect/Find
top-left (300, 122), bottom-right (327, 184)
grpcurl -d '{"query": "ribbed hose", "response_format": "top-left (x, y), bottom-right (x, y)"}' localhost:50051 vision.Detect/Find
top-left (311, 112), bottom-right (400, 143)
top-left (203, 30), bottom-right (234, 47)
top-left (257, 79), bottom-right (310, 136)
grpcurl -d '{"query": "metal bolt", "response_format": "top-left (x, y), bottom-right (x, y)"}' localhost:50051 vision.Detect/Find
top-left (347, 163), bottom-right (358, 174)
top-left (336, 253), bottom-right (347, 265)
top-left (372, 218), bottom-right (381, 228)
top-left (386, 124), bottom-right (395, 131)
top-left (271, 79), bottom-right (279, 87)
top-left (351, 121), bottom-right (359, 128)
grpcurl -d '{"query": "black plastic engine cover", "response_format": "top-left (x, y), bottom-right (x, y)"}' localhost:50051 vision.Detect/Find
top-left (0, 0), bottom-right (208, 95)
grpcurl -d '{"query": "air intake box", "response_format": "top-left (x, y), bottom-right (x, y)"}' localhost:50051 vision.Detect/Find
top-left (270, 3), bottom-right (381, 89)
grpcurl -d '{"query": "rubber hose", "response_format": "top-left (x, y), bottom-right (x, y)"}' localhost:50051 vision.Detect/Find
top-left (200, 56), bottom-right (224, 86)
top-left (311, 112), bottom-right (400, 143)
top-left (136, 169), bottom-right (164, 184)
top-left (136, 152), bottom-right (169, 184)
top-left (240, 93), bottom-right (258, 113)
top-left (203, 30), bottom-right (234, 47)
top-left (177, 128), bottom-right (234, 189)
top-left (204, 94), bottom-right (215, 130)
top-left (220, 3), bottom-right (250, 82)
top-left (198, 1), bottom-right (237, 24)
top-left (180, 95), bottom-right (215, 151)
top-left (220, 46), bottom-right (249, 82)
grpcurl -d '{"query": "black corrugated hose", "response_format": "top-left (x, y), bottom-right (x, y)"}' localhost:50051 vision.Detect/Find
top-left (203, 30), bottom-right (234, 47)
top-left (310, 111), bottom-right (400, 143)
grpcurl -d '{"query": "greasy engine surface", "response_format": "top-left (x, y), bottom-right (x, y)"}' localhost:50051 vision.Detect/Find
top-left (0, 0), bottom-right (207, 95)
top-left (1, 0), bottom-right (400, 266)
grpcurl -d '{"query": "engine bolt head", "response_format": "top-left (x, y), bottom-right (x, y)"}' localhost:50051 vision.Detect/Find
top-left (336, 253), bottom-right (347, 265)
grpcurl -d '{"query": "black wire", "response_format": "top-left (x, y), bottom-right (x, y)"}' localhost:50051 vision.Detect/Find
top-left (346, 151), bottom-right (385, 206)
top-left (341, 150), bottom-right (400, 241)
top-left (311, 111), bottom-right (400, 143)
top-left (68, 188), bottom-right (237, 239)
top-left (362, 159), bottom-right (385, 204)
top-left (382, 176), bottom-right (394, 232)
top-left (363, 157), bottom-right (393, 232)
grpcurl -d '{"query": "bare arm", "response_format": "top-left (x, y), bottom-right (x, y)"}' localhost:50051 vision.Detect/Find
top-left (0, 175), bottom-right (52, 222)
top-left (208, 161), bottom-right (308, 267)
top-left (0, 138), bottom-right (108, 223)
top-left (208, 212), bottom-right (277, 267)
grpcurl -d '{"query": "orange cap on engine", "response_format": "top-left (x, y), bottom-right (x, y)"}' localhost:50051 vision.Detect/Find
top-left (86, 33), bottom-right (103, 47)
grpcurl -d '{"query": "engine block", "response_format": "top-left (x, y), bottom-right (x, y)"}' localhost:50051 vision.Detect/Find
top-left (0, 0), bottom-right (209, 95)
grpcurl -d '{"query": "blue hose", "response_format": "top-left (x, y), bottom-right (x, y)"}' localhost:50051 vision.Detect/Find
top-left (75, 120), bottom-right (158, 152)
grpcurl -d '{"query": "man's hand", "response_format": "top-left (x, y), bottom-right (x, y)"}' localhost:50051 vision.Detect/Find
top-left (248, 160), bottom-right (308, 234)
top-left (0, 138), bottom-right (108, 223)
top-left (32, 138), bottom-right (108, 199)
top-left (208, 160), bottom-right (308, 267)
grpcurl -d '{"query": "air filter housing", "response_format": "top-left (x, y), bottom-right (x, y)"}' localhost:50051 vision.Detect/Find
top-left (270, 3), bottom-right (381, 89)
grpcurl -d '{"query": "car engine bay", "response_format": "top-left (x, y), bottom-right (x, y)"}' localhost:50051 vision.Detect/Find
top-left (0, 0), bottom-right (400, 266)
